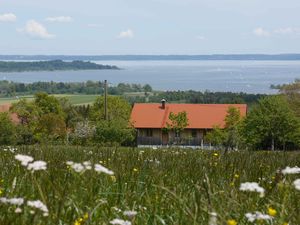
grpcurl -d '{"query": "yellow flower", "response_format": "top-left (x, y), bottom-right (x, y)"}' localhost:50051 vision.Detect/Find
top-left (213, 153), bottom-right (219, 157)
top-left (227, 219), bottom-right (237, 225)
top-left (234, 174), bottom-right (239, 179)
top-left (83, 213), bottom-right (89, 220)
top-left (282, 222), bottom-right (289, 225)
top-left (268, 207), bottom-right (277, 217)
top-left (133, 168), bottom-right (138, 172)
top-left (230, 182), bottom-right (235, 186)
top-left (0, 189), bottom-right (3, 195)
top-left (74, 219), bottom-right (82, 225)
top-left (110, 175), bottom-right (116, 182)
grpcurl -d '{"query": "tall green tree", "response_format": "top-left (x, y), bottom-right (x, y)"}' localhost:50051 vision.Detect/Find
top-left (205, 106), bottom-right (243, 150)
top-left (165, 111), bottom-right (189, 143)
top-left (224, 106), bottom-right (243, 151)
top-left (279, 79), bottom-right (300, 118)
top-left (243, 95), bottom-right (300, 150)
top-left (90, 96), bottom-right (135, 146)
top-left (0, 112), bottom-right (15, 145)
top-left (90, 96), bottom-right (131, 122)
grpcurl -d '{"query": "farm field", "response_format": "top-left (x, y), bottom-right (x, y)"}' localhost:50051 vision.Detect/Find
top-left (0, 146), bottom-right (299, 224)
top-left (0, 94), bottom-right (99, 105)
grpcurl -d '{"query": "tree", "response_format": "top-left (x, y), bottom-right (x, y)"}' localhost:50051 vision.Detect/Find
top-left (243, 95), bottom-right (300, 150)
top-left (10, 99), bottom-right (39, 125)
top-left (224, 106), bottom-right (243, 151)
top-left (166, 111), bottom-right (189, 143)
top-left (0, 112), bottom-right (15, 145)
top-left (94, 120), bottom-right (135, 146)
top-left (90, 96), bottom-right (131, 122)
top-left (205, 125), bottom-right (226, 149)
top-left (278, 79), bottom-right (300, 118)
top-left (35, 113), bottom-right (67, 143)
top-left (34, 92), bottom-right (64, 117)
top-left (90, 96), bottom-right (135, 146)
top-left (205, 107), bottom-right (243, 151)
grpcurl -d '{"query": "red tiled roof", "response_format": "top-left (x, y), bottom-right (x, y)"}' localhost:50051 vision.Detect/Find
top-left (130, 103), bottom-right (247, 129)
top-left (0, 103), bottom-right (19, 123)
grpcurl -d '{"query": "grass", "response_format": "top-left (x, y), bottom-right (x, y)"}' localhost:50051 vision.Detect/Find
top-left (0, 95), bottom-right (99, 105)
top-left (0, 146), bottom-right (300, 224)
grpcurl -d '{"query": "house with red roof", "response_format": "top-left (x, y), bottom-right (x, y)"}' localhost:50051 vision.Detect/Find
top-left (130, 100), bottom-right (247, 147)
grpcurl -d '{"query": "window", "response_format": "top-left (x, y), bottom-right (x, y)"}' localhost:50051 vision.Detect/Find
top-left (145, 129), bottom-right (153, 137)
top-left (192, 130), bottom-right (197, 138)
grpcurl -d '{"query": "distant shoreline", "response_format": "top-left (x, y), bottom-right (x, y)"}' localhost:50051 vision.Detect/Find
top-left (1, 54), bottom-right (300, 61)
top-left (0, 60), bottom-right (120, 73)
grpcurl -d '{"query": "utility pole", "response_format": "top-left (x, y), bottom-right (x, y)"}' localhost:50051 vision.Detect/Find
top-left (104, 80), bottom-right (108, 120)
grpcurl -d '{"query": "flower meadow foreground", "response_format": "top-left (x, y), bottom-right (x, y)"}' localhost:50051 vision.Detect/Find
top-left (0, 146), bottom-right (300, 224)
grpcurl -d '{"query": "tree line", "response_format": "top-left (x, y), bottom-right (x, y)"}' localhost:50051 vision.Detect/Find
top-left (0, 60), bottom-right (119, 72)
top-left (0, 93), bottom-right (134, 146)
top-left (207, 80), bottom-right (300, 150)
top-left (0, 83), bottom-right (300, 150)
top-left (0, 80), bottom-right (152, 96)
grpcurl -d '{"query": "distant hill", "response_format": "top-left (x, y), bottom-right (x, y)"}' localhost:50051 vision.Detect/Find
top-left (0, 60), bottom-right (119, 72)
top-left (1, 54), bottom-right (300, 61)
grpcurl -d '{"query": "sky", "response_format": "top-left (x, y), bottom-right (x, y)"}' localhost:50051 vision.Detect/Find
top-left (1, 0), bottom-right (300, 55)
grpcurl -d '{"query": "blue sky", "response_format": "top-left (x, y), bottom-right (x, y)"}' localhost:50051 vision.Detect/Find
top-left (1, 0), bottom-right (300, 54)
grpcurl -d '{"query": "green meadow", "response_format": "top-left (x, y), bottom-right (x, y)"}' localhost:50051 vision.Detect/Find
top-left (0, 146), bottom-right (299, 225)
top-left (0, 95), bottom-right (99, 106)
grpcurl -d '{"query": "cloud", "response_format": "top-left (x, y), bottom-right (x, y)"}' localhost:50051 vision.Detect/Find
top-left (253, 27), bottom-right (270, 37)
top-left (196, 35), bottom-right (205, 40)
top-left (117, 29), bottom-right (134, 39)
top-left (274, 27), bottom-right (300, 36)
top-left (18, 20), bottom-right (55, 39)
top-left (0, 13), bottom-right (17, 22)
top-left (253, 27), bottom-right (300, 38)
top-left (45, 16), bottom-right (73, 23)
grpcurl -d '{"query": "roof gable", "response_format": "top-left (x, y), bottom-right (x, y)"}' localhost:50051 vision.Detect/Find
top-left (130, 103), bottom-right (247, 129)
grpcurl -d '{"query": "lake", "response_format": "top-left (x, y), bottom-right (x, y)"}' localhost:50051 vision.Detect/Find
top-left (1, 60), bottom-right (300, 94)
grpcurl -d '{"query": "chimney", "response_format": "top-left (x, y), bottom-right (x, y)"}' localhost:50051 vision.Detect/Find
top-left (161, 99), bottom-right (166, 109)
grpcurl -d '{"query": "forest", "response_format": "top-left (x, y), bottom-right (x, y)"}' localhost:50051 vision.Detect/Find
top-left (0, 60), bottom-right (119, 72)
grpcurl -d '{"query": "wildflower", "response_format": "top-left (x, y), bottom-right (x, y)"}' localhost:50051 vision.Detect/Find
top-left (112, 207), bottom-right (122, 212)
top-left (111, 175), bottom-right (116, 182)
top-left (27, 200), bottom-right (49, 216)
top-left (123, 210), bottom-right (137, 219)
top-left (268, 207), bottom-right (277, 217)
top-left (15, 207), bottom-right (22, 213)
top-left (66, 161), bottom-right (74, 166)
top-left (27, 161), bottom-right (47, 171)
top-left (293, 179), bottom-right (300, 190)
top-left (83, 213), bottom-right (89, 220)
top-left (213, 153), bottom-right (219, 157)
top-left (94, 164), bottom-right (114, 175)
top-left (245, 212), bottom-right (272, 222)
top-left (282, 166), bottom-right (300, 175)
top-left (0, 197), bottom-right (24, 206)
top-left (72, 163), bottom-right (85, 173)
top-left (227, 219), bottom-right (237, 225)
top-left (15, 154), bottom-right (34, 166)
top-left (209, 212), bottom-right (217, 225)
top-left (83, 161), bottom-right (92, 170)
top-left (133, 168), bottom-right (138, 172)
top-left (110, 218), bottom-right (132, 225)
top-left (239, 182), bottom-right (265, 197)
top-left (234, 174), bottom-right (239, 179)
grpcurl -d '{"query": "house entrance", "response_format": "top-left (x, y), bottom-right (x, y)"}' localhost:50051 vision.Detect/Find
top-left (162, 132), bottom-right (169, 145)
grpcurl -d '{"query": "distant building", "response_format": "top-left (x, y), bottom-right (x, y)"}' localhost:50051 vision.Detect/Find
top-left (130, 100), bottom-right (247, 147)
